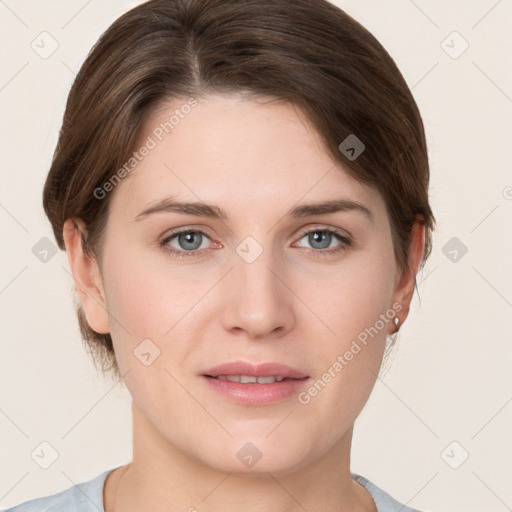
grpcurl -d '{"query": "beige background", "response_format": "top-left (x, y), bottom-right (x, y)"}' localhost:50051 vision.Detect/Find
top-left (1, 1), bottom-right (511, 511)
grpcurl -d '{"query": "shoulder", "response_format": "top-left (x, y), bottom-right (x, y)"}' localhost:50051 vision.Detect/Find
top-left (352, 473), bottom-right (425, 512)
top-left (2, 468), bottom-right (116, 512)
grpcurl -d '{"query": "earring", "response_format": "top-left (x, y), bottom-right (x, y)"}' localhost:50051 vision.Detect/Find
top-left (386, 317), bottom-right (400, 346)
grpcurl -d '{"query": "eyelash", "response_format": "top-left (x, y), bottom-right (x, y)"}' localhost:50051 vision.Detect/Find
top-left (159, 227), bottom-right (352, 259)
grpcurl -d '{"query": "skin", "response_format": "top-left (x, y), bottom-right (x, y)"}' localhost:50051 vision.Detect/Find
top-left (63, 93), bottom-right (425, 512)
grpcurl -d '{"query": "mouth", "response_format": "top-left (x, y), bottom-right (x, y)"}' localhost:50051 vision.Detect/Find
top-left (200, 361), bottom-right (310, 405)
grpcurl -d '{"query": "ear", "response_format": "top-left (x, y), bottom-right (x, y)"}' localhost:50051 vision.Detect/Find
top-left (62, 218), bottom-right (110, 334)
top-left (389, 219), bottom-right (426, 335)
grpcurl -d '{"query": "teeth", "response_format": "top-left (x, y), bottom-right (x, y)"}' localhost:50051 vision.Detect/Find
top-left (256, 376), bottom-right (279, 384)
top-left (214, 375), bottom-right (286, 384)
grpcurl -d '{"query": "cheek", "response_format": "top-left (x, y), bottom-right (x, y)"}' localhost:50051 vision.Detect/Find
top-left (296, 247), bottom-right (396, 421)
top-left (100, 247), bottom-right (214, 378)
top-left (105, 269), bottom-right (166, 337)
top-left (102, 250), bottom-right (198, 337)
top-left (296, 260), bottom-right (394, 427)
top-left (312, 248), bottom-right (396, 351)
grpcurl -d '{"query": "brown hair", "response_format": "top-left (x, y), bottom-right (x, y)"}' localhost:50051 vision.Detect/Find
top-left (43, 0), bottom-right (436, 380)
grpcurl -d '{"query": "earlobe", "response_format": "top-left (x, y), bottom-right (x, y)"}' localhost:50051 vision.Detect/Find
top-left (62, 218), bottom-right (110, 334)
top-left (389, 220), bottom-right (426, 335)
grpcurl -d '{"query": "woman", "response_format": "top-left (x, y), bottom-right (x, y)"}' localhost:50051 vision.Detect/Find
top-left (5, 0), bottom-right (435, 510)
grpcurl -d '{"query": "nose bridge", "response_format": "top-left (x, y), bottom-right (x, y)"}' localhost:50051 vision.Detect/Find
top-left (237, 239), bottom-right (281, 293)
top-left (222, 235), bottom-right (293, 337)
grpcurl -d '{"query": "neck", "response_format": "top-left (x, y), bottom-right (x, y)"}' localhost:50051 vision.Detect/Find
top-left (104, 403), bottom-right (376, 512)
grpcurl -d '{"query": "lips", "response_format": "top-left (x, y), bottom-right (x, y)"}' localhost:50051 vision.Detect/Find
top-left (200, 361), bottom-right (310, 405)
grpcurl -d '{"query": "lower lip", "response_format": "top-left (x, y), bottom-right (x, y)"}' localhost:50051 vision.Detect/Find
top-left (202, 376), bottom-right (310, 405)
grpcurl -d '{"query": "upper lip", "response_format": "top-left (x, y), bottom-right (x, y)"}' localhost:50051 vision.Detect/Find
top-left (202, 361), bottom-right (308, 379)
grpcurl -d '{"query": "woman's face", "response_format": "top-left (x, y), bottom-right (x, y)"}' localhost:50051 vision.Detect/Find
top-left (77, 93), bottom-right (416, 475)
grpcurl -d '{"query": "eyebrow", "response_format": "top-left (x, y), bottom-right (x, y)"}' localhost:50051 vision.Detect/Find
top-left (134, 197), bottom-right (374, 223)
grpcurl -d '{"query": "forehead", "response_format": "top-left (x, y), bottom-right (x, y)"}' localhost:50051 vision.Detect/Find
top-left (107, 93), bottom-right (384, 222)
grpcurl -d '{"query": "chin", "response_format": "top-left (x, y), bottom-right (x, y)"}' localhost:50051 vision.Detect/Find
top-left (191, 431), bottom-right (318, 477)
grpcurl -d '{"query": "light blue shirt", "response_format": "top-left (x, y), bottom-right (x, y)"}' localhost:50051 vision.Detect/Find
top-left (2, 468), bottom-right (423, 512)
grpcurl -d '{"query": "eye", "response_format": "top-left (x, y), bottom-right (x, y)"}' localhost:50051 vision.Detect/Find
top-left (160, 229), bottom-right (214, 258)
top-left (293, 228), bottom-right (351, 256)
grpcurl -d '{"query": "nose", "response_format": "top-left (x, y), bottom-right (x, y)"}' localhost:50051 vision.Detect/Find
top-left (220, 243), bottom-right (295, 340)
